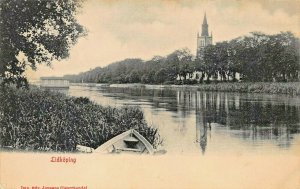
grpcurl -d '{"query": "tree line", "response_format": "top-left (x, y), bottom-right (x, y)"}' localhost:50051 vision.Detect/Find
top-left (64, 31), bottom-right (300, 84)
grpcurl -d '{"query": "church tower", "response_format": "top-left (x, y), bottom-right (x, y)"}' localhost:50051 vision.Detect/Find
top-left (196, 13), bottom-right (213, 59)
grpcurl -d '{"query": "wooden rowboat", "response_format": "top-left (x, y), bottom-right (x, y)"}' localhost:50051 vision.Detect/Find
top-left (93, 129), bottom-right (155, 155)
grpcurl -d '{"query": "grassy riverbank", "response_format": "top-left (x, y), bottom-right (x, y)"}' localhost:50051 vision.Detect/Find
top-left (189, 82), bottom-right (300, 95)
top-left (0, 86), bottom-right (160, 152)
top-left (83, 82), bottom-right (300, 96)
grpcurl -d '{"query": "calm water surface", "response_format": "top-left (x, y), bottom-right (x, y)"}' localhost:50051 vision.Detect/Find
top-left (68, 85), bottom-right (300, 155)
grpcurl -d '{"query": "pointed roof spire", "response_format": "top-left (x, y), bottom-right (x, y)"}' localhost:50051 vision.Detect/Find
top-left (201, 12), bottom-right (209, 36)
top-left (203, 12), bottom-right (208, 25)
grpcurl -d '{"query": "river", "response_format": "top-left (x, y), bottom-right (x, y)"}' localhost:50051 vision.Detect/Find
top-left (67, 84), bottom-right (300, 155)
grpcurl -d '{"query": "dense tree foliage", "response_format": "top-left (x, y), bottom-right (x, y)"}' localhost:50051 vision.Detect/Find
top-left (0, 0), bottom-right (85, 88)
top-left (65, 31), bottom-right (300, 84)
top-left (65, 49), bottom-right (195, 84)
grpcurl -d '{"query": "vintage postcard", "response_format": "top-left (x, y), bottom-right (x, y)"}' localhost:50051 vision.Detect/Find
top-left (0, 0), bottom-right (300, 188)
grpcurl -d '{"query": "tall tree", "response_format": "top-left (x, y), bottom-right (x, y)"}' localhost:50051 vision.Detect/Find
top-left (274, 32), bottom-right (300, 81)
top-left (0, 0), bottom-right (86, 88)
top-left (214, 42), bottom-right (229, 81)
top-left (165, 48), bottom-right (193, 82)
top-left (177, 49), bottom-right (194, 81)
top-left (203, 44), bottom-right (218, 82)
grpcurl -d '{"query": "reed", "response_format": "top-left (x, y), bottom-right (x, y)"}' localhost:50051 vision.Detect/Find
top-left (0, 86), bottom-right (161, 152)
top-left (195, 82), bottom-right (300, 95)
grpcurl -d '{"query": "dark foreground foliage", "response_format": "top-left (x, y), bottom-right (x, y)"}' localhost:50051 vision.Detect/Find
top-left (0, 86), bottom-right (161, 152)
top-left (0, 0), bottom-right (86, 88)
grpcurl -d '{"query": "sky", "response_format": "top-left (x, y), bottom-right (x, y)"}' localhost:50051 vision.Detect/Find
top-left (26, 0), bottom-right (300, 80)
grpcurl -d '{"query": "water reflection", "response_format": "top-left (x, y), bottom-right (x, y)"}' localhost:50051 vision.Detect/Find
top-left (179, 90), bottom-right (300, 154)
top-left (69, 86), bottom-right (300, 154)
top-left (195, 92), bottom-right (212, 154)
top-left (40, 87), bottom-right (69, 95)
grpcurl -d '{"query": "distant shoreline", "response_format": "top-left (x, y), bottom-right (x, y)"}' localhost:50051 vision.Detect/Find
top-left (71, 82), bottom-right (300, 96)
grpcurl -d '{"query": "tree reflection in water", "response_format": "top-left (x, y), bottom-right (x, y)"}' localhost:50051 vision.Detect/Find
top-left (94, 86), bottom-right (300, 154)
top-left (182, 91), bottom-right (300, 153)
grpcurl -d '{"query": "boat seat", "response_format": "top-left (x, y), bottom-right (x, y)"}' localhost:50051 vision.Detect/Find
top-left (123, 137), bottom-right (139, 143)
top-left (117, 148), bottom-right (142, 152)
top-left (116, 147), bottom-right (148, 153)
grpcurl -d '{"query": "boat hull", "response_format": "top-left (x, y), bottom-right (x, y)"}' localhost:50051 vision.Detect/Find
top-left (94, 129), bottom-right (155, 155)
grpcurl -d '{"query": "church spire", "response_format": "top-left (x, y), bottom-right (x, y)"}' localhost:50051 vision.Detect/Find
top-left (203, 12), bottom-right (208, 25)
top-left (197, 12), bottom-right (213, 58)
top-left (201, 12), bottom-right (209, 36)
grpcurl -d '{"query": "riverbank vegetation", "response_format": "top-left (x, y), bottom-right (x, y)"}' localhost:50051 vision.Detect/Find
top-left (0, 86), bottom-right (161, 152)
top-left (84, 82), bottom-right (300, 96)
top-left (64, 31), bottom-right (299, 84)
top-left (191, 82), bottom-right (300, 95)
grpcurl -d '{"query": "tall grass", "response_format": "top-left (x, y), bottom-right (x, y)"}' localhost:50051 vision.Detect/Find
top-left (195, 82), bottom-right (300, 95)
top-left (0, 86), bottom-right (161, 152)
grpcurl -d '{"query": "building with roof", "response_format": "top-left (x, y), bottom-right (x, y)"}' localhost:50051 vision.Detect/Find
top-left (40, 77), bottom-right (69, 89)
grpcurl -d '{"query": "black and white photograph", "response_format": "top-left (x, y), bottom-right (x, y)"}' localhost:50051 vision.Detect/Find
top-left (0, 0), bottom-right (299, 188)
